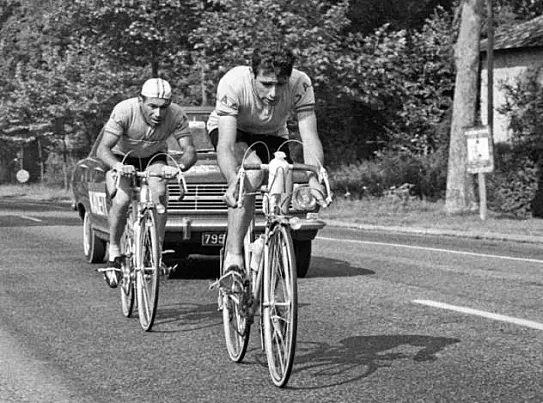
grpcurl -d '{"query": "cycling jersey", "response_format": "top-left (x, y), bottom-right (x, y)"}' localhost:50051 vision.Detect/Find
top-left (206, 66), bottom-right (315, 138)
top-left (104, 97), bottom-right (191, 158)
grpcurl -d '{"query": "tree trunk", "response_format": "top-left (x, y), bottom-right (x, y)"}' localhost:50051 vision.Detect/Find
top-left (445, 0), bottom-right (484, 214)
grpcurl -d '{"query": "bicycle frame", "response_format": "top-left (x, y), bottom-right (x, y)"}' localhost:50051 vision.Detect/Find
top-left (219, 146), bottom-right (333, 387)
top-left (116, 160), bottom-right (186, 331)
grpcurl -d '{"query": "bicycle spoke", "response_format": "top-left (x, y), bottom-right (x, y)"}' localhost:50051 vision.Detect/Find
top-left (263, 224), bottom-right (297, 387)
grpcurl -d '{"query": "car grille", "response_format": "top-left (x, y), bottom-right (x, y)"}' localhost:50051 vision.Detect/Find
top-left (167, 183), bottom-right (263, 212)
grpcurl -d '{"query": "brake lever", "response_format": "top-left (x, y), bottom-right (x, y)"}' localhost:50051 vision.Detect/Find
top-left (176, 171), bottom-right (187, 201)
top-left (109, 170), bottom-right (122, 199)
top-left (319, 167), bottom-right (333, 207)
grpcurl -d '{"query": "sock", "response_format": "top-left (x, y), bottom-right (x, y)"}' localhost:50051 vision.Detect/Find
top-left (109, 244), bottom-right (121, 261)
top-left (224, 252), bottom-right (244, 271)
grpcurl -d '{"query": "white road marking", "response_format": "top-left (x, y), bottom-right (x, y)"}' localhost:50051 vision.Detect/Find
top-left (413, 299), bottom-right (543, 331)
top-left (316, 236), bottom-right (543, 264)
top-left (18, 215), bottom-right (43, 222)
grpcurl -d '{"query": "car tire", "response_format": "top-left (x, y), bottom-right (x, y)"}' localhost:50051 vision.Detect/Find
top-left (83, 211), bottom-right (106, 263)
top-left (293, 239), bottom-right (312, 278)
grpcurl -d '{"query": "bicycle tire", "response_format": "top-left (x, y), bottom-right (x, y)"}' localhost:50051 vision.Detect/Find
top-left (136, 208), bottom-right (160, 331)
top-left (120, 206), bottom-right (135, 318)
top-left (262, 223), bottom-right (298, 388)
top-left (221, 233), bottom-right (251, 362)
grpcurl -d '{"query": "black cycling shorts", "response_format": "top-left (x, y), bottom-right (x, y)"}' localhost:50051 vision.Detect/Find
top-left (113, 153), bottom-right (168, 172)
top-left (209, 128), bottom-right (291, 163)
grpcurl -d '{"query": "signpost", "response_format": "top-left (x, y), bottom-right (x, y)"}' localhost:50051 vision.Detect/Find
top-left (16, 169), bottom-right (30, 184)
top-left (465, 126), bottom-right (494, 220)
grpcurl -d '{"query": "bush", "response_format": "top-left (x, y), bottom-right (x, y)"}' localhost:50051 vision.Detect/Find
top-left (487, 143), bottom-right (539, 218)
top-left (329, 147), bottom-right (448, 200)
top-left (490, 67), bottom-right (543, 217)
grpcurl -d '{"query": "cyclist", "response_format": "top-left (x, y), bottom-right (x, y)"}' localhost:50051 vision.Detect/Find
top-left (97, 78), bottom-right (197, 288)
top-left (207, 42), bottom-right (325, 285)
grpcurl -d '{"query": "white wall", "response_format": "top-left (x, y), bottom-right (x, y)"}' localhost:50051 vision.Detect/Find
top-left (480, 48), bottom-right (543, 143)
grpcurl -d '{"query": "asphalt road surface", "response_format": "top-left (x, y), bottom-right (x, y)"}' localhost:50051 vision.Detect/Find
top-left (1, 199), bottom-right (543, 402)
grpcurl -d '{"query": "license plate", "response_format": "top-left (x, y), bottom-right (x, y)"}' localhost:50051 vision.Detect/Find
top-left (201, 233), bottom-right (225, 246)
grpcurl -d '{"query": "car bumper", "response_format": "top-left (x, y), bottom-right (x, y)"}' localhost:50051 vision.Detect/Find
top-left (165, 214), bottom-right (326, 240)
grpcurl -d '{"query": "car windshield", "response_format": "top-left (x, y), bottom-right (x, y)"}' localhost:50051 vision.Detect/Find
top-left (167, 119), bottom-right (215, 153)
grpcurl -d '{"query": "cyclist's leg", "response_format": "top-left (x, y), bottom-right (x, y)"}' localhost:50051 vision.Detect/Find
top-left (104, 169), bottom-right (132, 287)
top-left (223, 144), bottom-right (262, 274)
top-left (146, 159), bottom-right (168, 247)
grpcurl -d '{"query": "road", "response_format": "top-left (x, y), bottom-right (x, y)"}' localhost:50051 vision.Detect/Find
top-left (1, 199), bottom-right (543, 402)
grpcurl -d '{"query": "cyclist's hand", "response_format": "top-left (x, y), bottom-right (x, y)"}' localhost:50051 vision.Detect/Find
top-left (161, 165), bottom-right (180, 179)
top-left (308, 176), bottom-right (326, 207)
top-left (113, 162), bottom-right (136, 177)
top-left (223, 178), bottom-right (240, 208)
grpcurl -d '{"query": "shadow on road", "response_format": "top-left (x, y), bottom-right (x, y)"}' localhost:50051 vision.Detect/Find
top-left (289, 334), bottom-right (460, 390)
top-left (153, 302), bottom-right (220, 333)
top-left (308, 256), bottom-right (375, 278)
top-left (165, 255), bottom-right (220, 279)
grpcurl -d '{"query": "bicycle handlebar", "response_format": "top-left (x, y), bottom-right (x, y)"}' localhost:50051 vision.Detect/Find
top-left (110, 167), bottom-right (187, 201)
top-left (236, 162), bottom-right (333, 208)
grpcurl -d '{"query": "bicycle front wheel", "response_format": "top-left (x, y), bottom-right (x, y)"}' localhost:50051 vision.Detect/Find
top-left (262, 223), bottom-right (298, 388)
top-left (120, 212), bottom-right (135, 318)
top-left (221, 234), bottom-right (251, 362)
top-left (135, 208), bottom-right (160, 331)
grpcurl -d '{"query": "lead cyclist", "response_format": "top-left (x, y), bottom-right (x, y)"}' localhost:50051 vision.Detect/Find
top-left (206, 41), bottom-right (325, 286)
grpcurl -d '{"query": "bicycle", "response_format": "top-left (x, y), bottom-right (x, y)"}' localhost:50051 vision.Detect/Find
top-left (213, 142), bottom-right (332, 387)
top-left (105, 154), bottom-right (186, 331)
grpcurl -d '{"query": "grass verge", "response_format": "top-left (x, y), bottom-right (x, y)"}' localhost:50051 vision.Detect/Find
top-left (320, 197), bottom-right (543, 238)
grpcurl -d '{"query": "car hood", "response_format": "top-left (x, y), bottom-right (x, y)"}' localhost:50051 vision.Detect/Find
top-left (181, 151), bottom-right (225, 183)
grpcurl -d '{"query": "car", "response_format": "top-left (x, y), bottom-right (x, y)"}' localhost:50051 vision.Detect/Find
top-left (71, 106), bottom-right (326, 277)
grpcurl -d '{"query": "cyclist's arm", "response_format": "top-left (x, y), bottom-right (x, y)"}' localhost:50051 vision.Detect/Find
top-left (216, 115), bottom-right (239, 185)
top-left (175, 135), bottom-right (197, 171)
top-left (297, 110), bottom-right (324, 176)
top-left (97, 131), bottom-right (123, 170)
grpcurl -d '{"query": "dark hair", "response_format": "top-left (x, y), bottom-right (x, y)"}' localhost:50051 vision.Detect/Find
top-left (251, 43), bottom-right (295, 79)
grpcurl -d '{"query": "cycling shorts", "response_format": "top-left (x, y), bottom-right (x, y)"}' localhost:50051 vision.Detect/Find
top-left (113, 153), bottom-right (168, 172)
top-left (209, 129), bottom-right (291, 163)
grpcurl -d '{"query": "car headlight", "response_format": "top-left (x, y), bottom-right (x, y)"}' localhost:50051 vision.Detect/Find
top-left (291, 185), bottom-right (317, 211)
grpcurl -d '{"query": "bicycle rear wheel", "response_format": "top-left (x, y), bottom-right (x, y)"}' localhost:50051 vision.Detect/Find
top-left (221, 233), bottom-right (251, 362)
top-left (262, 223), bottom-right (298, 387)
top-left (136, 209), bottom-right (160, 331)
top-left (120, 206), bottom-right (135, 318)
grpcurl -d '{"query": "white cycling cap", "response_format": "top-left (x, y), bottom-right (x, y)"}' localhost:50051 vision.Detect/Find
top-left (141, 78), bottom-right (172, 100)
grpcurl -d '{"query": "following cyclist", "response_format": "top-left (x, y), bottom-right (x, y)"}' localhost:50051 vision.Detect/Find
top-left (97, 78), bottom-right (197, 288)
top-left (207, 42), bottom-right (325, 285)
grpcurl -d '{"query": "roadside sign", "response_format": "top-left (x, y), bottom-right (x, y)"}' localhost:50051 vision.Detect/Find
top-left (465, 126), bottom-right (494, 173)
top-left (16, 169), bottom-right (30, 183)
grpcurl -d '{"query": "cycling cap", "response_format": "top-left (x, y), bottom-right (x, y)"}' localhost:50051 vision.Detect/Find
top-left (141, 78), bottom-right (172, 100)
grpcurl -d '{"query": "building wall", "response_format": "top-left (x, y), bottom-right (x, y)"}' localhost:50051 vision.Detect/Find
top-left (480, 47), bottom-right (543, 143)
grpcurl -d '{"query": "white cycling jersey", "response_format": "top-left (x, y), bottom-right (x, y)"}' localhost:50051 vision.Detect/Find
top-left (207, 66), bottom-right (315, 137)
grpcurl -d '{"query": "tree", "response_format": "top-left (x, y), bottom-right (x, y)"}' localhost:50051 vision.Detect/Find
top-left (445, 0), bottom-right (483, 214)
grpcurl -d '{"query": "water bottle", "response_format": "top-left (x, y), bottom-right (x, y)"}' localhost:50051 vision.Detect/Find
top-left (267, 151), bottom-right (292, 214)
top-left (250, 235), bottom-right (265, 271)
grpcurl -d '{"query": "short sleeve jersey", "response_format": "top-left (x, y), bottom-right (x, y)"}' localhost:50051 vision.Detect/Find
top-left (104, 97), bottom-right (191, 158)
top-left (206, 66), bottom-right (315, 137)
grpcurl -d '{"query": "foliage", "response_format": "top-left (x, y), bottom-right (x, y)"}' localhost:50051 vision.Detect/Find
top-left (0, 0), bottom-right (535, 195)
top-left (487, 143), bottom-right (539, 218)
top-left (384, 7), bottom-right (456, 156)
top-left (491, 67), bottom-right (543, 217)
top-left (329, 146), bottom-right (448, 201)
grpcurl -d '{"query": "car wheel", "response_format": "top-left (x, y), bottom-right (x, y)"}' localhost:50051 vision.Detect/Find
top-left (83, 211), bottom-right (106, 263)
top-left (293, 239), bottom-right (312, 278)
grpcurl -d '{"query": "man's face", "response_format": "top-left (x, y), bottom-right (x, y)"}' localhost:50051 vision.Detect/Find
top-left (254, 69), bottom-right (288, 106)
top-left (139, 97), bottom-right (171, 126)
